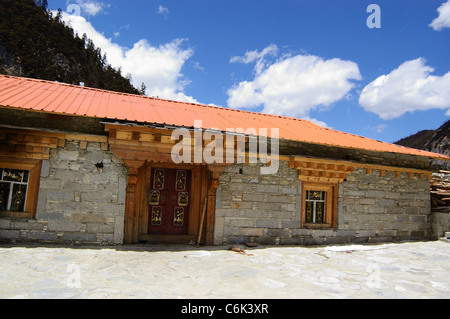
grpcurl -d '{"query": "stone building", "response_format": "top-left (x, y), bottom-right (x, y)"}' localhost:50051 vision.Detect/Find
top-left (0, 75), bottom-right (448, 245)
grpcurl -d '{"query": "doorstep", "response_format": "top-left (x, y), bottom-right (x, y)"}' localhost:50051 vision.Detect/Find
top-left (139, 234), bottom-right (196, 245)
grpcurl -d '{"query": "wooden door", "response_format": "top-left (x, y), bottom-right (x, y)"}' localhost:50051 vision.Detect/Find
top-left (148, 168), bottom-right (191, 235)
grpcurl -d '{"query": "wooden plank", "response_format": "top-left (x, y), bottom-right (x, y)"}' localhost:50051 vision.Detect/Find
top-left (123, 160), bottom-right (146, 244)
top-left (196, 197), bottom-right (208, 248)
top-left (161, 135), bottom-right (176, 144)
top-left (139, 133), bottom-right (155, 142)
top-left (79, 141), bottom-right (88, 150)
top-left (0, 151), bottom-right (49, 160)
top-left (108, 138), bottom-right (176, 152)
top-left (116, 131), bottom-right (133, 140)
top-left (0, 127), bottom-right (66, 140)
top-left (135, 164), bottom-right (149, 241)
top-left (298, 175), bottom-right (342, 184)
top-left (64, 133), bottom-right (107, 143)
top-left (104, 123), bottom-right (174, 136)
top-left (189, 165), bottom-right (202, 236)
top-left (292, 155), bottom-right (432, 176)
top-left (295, 161), bottom-right (353, 174)
top-left (57, 139), bottom-right (66, 147)
top-left (132, 131), bottom-right (140, 141)
top-left (10, 135), bottom-right (58, 148)
top-left (199, 166), bottom-right (209, 245)
top-left (101, 142), bottom-right (108, 151)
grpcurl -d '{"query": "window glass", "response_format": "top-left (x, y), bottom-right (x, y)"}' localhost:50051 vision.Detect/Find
top-left (305, 190), bottom-right (326, 224)
top-left (0, 168), bottom-right (29, 212)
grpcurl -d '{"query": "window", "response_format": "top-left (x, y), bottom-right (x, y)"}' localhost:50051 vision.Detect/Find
top-left (0, 169), bottom-right (29, 212)
top-left (301, 183), bottom-right (337, 229)
top-left (305, 190), bottom-right (326, 224)
top-left (0, 159), bottom-right (42, 219)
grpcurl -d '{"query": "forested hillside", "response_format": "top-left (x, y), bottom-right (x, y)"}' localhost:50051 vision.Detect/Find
top-left (0, 0), bottom-right (142, 95)
top-left (395, 120), bottom-right (450, 170)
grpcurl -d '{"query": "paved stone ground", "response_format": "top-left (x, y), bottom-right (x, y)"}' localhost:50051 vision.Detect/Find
top-left (0, 241), bottom-right (448, 299)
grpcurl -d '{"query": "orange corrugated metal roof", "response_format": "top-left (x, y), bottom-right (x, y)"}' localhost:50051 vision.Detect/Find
top-left (0, 74), bottom-right (448, 160)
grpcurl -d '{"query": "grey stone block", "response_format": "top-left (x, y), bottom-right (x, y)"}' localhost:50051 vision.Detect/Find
top-left (281, 220), bottom-right (300, 229)
top-left (27, 232), bottom-right (58, 241)
top-left (86, 223), bottom-right (114, 234)
top-left (256, 220), bottom-right (279, 228)
top-left (58, 150), bottom-right (79, 161)
top-left (48, 221), bottom-right (82, 232)
top-left (46, 191), bottom-right (74, 202)
top-left (40, 160), bottom-right (50, 178)
top-left (0, 230), bottom-right (20, 240)
top-left (63, 233), bottom-right (97, 242)
top-left (13, 222), bottom-right (44, 231)
top-left (240, 228), bottom-right (264, 237)
top-left (267, 229), bottom-right (289, 237)
top-left (242, 193), bottom-right (264, 202)
top-left (227, 219), bottom-right (255, 228)
top-left (0, 219), bottom-right (11, 229)
top-left (35, 212), bottom-right (65, 221)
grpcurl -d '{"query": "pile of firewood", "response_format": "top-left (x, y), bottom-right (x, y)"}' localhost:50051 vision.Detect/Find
top-left (431, 171), bottom-right (450, 212)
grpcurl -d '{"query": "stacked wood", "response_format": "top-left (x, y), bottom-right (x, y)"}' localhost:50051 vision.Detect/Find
top-left (431, 171), bottom-right (450, 213)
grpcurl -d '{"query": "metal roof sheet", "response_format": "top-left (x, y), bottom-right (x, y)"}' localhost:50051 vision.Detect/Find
top-left (0, 75), bottom-right (448, 160)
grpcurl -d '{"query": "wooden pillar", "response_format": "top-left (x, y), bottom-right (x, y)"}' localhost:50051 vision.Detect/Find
top-left (123, 160), bottom-right (145, 244)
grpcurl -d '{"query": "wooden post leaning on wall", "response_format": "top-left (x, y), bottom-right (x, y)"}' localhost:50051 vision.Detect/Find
top-left (204, 165), bottom-right (227, 246)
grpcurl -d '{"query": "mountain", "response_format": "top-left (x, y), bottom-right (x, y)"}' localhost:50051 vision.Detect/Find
top-left (395, 120), bottom-right (450, 170)
top-left (0, 0), bottom-right (143, 95)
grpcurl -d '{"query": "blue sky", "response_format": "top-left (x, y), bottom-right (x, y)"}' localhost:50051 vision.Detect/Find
top-left (48, 0), bottom-right (450, 144)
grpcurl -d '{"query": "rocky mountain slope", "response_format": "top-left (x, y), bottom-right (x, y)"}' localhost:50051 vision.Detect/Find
top-left (395, 120), bottom-right (450, 170)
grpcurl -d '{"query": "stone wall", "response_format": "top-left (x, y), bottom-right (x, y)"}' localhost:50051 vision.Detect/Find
top-left (0, 140), bottom-right (127, 244)
top-left (214, 163), bottom-right (431, 245)
top-left (214, 162), bottom-right (301, 245)
top-left (340, 168), bottom-right (431, 242)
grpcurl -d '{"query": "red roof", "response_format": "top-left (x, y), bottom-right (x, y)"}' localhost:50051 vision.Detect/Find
top-left (0, 75), bottom-right (448, 160)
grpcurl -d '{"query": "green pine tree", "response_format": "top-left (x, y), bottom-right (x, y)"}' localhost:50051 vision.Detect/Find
top-left (0, 0), bottom-right (141, 95)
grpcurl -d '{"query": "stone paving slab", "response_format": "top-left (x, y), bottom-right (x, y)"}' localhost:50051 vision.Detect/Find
top-left (0, 241), bottom-right (448, 299)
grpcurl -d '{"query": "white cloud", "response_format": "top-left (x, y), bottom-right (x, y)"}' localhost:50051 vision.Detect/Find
top-left (230, 44), bottom-right (278, 75)
top-left (302, 116), bottom-right (329, 128)
top-left (227, 46), bottom-right (361, 121)
top-left (430, 0), bottom-right (450, 31)
top-left (69, 0), bottom-right (110, 17)
top-left (366, 124), bottom-right (388, 134)
top-left (60, 12), bottom-right (197, 102)
top-left (359, 58), bottom-right (450, 120)
top-left (158, 5), bottom-right (170, 18)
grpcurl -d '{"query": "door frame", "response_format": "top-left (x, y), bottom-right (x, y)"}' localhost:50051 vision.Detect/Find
top-left (124, 161), bottom-right (221, 244)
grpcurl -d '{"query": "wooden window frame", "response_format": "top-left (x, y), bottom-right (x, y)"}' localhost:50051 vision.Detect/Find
top-left (0, 158), bottom-right (42, 219)
top-left (301, 182), bottom-right (338, 229)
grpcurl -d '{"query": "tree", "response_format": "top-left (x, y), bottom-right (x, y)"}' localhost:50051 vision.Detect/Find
top-left (34, 0), bottom-right (48, 9)
top-left (0, 0), bottom-right (141, 95)
top-left (139, 82), bottom-right (147, 95)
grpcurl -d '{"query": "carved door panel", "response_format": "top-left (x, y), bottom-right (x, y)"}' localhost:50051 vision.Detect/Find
top-left (148, 168), bottom-right (191, 235)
